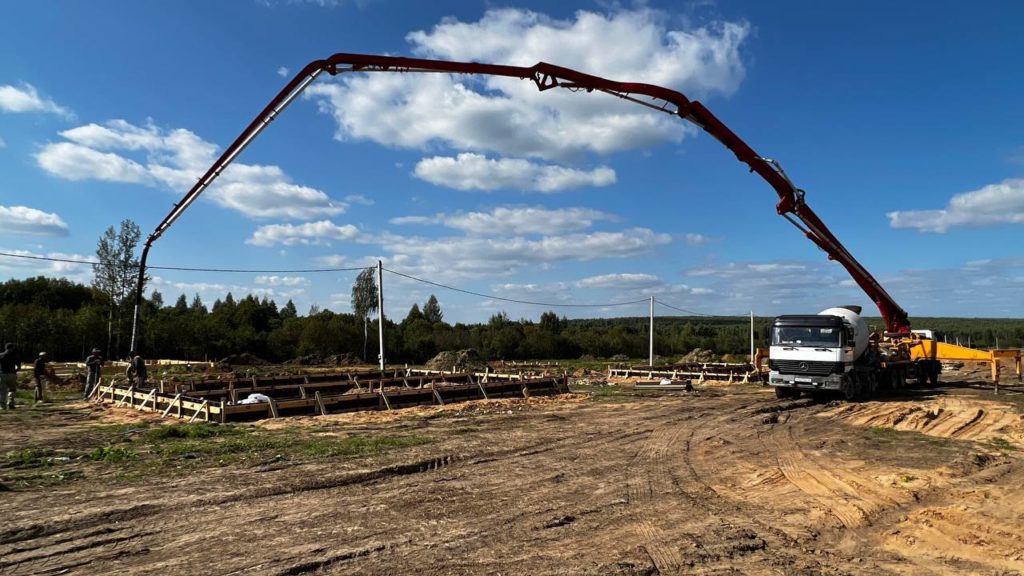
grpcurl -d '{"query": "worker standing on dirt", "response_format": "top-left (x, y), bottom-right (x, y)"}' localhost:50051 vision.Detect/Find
top-left (126, 351), bottom-right (147, 388)
top-left (84, 348), bottom-right (103, 399)
top-left (33, 352), bottom-right (49, 403)
top-left (0, 343), bottom-right (21, 410)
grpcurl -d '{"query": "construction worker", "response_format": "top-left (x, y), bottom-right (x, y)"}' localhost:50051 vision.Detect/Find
top-left (126, 351), bottom-right (147, 387)
top-left (33, 352), bottom-right (49, 403)
top-left (0, 343), bottom-right (20, 409)
top-left (84, 348), bottom-right (103, 399)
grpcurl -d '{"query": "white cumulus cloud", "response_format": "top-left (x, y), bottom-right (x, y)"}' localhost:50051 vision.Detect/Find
top-left (0, 82), bottom-right (72, 118)
top-left (888, 178), bottom-right (1024, 233)
top-left (398, 206), bottom-right (616, 236)
top-left (0, 205), bottom-right (70, 236)
top-left (35, 119), bottom-right (344, 220)
top-left (577, 273), bottom-right (661, 289)
top-left (306, 8), bottom-right (748, 161)
top-left (254, 275), bottom-right (309, 286)
top-left (377, 227), bottom-right (671, 278)
top-left (414, 153), bottom-right (615, 192)
top-left (247, 220), bottom-right (359, 246)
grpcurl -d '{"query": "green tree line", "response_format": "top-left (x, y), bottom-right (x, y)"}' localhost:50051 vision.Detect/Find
top-left (2, 275), bottom-right (1023, 363)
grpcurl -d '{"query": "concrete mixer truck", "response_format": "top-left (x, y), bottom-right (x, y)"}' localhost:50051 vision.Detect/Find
top-left (768, 306), bottom-right (879, 400)
top-left (767, 306), bottom-right (942, 400)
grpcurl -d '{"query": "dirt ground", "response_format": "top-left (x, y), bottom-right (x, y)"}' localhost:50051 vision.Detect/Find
top-left (1, 371), bottom-right (1023, 575)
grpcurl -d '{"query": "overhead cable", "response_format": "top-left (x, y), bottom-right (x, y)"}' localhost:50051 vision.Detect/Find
top-left (653, 298), bottom-right (716, 317)
top-left (383, 267), bottom-right (648, 309)
top-left (0, 251), bottom-right (365, 274)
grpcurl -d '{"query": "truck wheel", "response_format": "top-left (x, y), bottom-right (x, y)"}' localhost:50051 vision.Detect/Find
top-left (928, 366), bottom-right (940, 386)
top-left (775, 387), bottom-right (798, 399)
top-left (843, 382), bottom-right (857, 402)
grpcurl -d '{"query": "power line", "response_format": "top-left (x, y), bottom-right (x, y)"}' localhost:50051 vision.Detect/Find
top-left (0, 251), bottom-right (365, 274)
top-left (384, 267), bottom-right (649, 309)
top-left (653, 298), bottom-right (716, 317)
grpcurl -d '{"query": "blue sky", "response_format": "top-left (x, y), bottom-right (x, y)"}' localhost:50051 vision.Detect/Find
top-left (1, 0), bottom-right (1022, 323)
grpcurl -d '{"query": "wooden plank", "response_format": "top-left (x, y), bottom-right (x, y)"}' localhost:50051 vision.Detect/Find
top-left (314, 391), bottom-right (327, 416)
top-left (162, 393), bottom-right (182, 418)
top-left (476, 375), bottom-right (489, 400)
top-left (188, 400), bottom-right (209, 423)
top-left (299, 385), bottom-right (307, 399)
top-left (142, 389), bottom-right (157, 411)
top-left (380, 390), bottom-right (392, 411)
top-left (432, 387), bottom-right (445, 406)
top-left (268, 397), bottom-right (279, 419)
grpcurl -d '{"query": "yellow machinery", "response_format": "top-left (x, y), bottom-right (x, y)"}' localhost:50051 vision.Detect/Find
top-left (907, 338), bottom-right (1021, 384)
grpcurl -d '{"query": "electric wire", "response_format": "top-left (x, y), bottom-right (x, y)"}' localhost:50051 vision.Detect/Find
top-left (653, 298), bottom-right (716, 317)
top-left (383, 267), bottom-right (648, 309)
top-left (0, 251), bottom-right (365, 274)
top-left (3, 250), bottom-right (740, 316)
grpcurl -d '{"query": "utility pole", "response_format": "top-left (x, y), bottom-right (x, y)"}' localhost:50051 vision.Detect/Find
top-left (649, 296), bottom-right (655, 367)
top-left (377, 260), bottom-right (385, 371)
top-left (750, 311), bottom-right (755, 364)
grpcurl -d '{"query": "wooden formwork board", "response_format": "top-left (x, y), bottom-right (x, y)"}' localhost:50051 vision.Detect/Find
top-left (96, 384), bottom-right (222, 422)
top-left (174, 368), bottom-right (407, 393)
top-left (98, 376), bottom-right (566, 422)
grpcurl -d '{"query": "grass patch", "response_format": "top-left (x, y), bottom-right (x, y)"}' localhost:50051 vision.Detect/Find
top-left (868, 426), bottom-right (950, 447)
top-left (88, 446), bottom-right (137, 463)
top-left (144, 422), bottom-right (244, 441)
top-left (988, 436), bottom-right (1017, 451)
top-left (4, 448), bottom-right (55, 467)
top-left (302, 435), bottom-right (431, 458)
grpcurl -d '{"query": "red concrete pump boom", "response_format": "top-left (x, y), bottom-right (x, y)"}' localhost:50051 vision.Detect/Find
top-left (131, 53), bottom-right (911, 351)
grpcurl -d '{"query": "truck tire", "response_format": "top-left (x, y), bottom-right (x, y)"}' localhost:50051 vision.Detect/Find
top-left (843, 380), bottom-right (858, 402)
top-left (775, 386), bottom-right (795, 399)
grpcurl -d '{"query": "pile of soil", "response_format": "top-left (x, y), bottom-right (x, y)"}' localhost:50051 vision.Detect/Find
top-left (610, 354), bottom-right (629, 361)
top-left (679, 348), bottom-right (718, 363)
top-left (425, 349), bottom-right (486, 372)
top-left (218, 353), bottom-right (270, 366)
top-left (284, 354), bottom-right (323, 366)
top-left (324, 352), bottom-right (361, 366)
top-left (283, 352), bottom-right (361, 366)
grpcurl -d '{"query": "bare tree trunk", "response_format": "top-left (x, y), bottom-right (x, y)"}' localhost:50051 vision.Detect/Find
top-left (363, 316), bottom-right (368, 361)
top-left (106, 305), bottom-right (113, 356)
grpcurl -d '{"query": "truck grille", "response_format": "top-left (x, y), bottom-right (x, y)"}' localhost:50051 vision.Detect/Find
top-left (769, 360), bottom-right (844, 376)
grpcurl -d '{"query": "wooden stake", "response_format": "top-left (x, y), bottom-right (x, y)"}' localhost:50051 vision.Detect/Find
top-left (189, 400), bottom-right (209, 423)
top-left (314, 390), bottom-right (327, 416)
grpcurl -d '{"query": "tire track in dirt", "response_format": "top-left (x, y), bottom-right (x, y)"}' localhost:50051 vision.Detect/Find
top-left (820, 396), bottom-right (1024, 443)
top-left (626, 426), bottom-right (687, 573)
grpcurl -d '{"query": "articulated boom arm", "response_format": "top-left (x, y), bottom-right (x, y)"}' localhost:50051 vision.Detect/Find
top-left (131, 53), bottom-right (909, 351)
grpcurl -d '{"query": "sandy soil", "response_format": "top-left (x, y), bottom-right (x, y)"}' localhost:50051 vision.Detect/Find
top-left (1, 374), bottom-right (1023, 575)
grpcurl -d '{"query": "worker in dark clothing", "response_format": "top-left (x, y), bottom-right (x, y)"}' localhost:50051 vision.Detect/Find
top-left (126, 351), bottom-right (147, 387)
top-left (84, 348), bottom-right (103, 399)
top-left (0, 343), bottom-right (21, 410)
top-left (33, 352), bottom-right (49, 403)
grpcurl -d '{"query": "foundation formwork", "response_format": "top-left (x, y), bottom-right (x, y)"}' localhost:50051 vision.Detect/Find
top-left (94, 370), bottom-right (569, 423)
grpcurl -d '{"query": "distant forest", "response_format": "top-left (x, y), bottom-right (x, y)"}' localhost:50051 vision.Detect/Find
top-left (2, 276), bottom-right (1023, 363)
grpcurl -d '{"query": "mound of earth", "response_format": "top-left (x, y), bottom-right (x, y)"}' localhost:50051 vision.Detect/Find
top-left (425, 349), bottom-right (486, 371)
top-left (679, 348), bottom-right (718, 363)
top-left (324, 352), bottom-right (361, 366)
top-left (218, 353), bottom-right (270, 366)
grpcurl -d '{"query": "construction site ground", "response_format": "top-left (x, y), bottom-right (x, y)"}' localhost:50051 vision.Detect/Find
top-left (2, 368), bottom-right (1023, 575)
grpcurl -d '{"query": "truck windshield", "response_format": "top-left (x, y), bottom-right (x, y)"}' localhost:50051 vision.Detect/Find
top-left (772, 326), bottom-right (842, 347)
